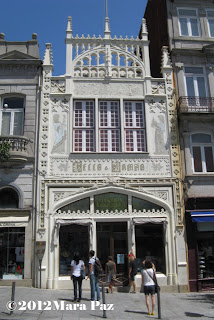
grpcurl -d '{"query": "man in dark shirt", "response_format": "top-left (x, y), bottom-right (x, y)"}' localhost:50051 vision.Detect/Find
top-left (129, 252), bottom-right (137, 293)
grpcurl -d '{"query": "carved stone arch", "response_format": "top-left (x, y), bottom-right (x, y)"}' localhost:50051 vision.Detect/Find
top-left (71, 44), bottom-right (145, 79)
top-left (51, 185), bottom-right (174, 215)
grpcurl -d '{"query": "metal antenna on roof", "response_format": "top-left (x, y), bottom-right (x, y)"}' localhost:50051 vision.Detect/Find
top-left (106, 0), bottom-right (108, 18)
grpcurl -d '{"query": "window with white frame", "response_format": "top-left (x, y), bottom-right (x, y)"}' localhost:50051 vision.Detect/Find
top-left (0, 97), bottom-right (24, 136)
top-left (178, 8), bottom-right (200, 36)
top-left (184, 67), bottom-right (207, 106)
top-left (124, 101), bottom-right (146, 152)
top-left (99, 101), bottom-right (120, 152)
top-left (191, 133), bottom-right (214, 173)
top-left (73, 101), bottom-right (95, 152)
top-left (206, 10), bottom-right (214, 37)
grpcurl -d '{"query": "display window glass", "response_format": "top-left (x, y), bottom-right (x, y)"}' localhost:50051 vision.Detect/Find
top-left (0, 227), bottom-right (25, 279)
top-left (198, 233), bottom-right (214, 279)
top-left (135, 224), bottom-right (166, 273)
top-left (59, 225), bottom-right (89, 276)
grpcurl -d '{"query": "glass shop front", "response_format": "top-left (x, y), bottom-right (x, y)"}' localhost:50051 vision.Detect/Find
top-left (0, 227), bottom-right (25, 280)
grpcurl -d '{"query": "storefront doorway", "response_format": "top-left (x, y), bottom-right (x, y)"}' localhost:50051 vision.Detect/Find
top-left (97, 222), bottom-right (128, 274)
top-left (59, 225), bottom-right (89, 275)
top-left (135, 223), bottom-right (166, 273)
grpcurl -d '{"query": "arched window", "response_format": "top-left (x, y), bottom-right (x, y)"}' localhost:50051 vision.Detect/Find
top-left (0, 188), bottom-right (19, 208)
top-left (0, 96), bottom-right (24, 136)
top-left (191, 133), bottom-right (214, 173)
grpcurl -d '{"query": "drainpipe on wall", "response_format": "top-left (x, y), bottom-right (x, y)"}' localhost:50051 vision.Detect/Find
top-left (32, 64), bottom-right (42, 287)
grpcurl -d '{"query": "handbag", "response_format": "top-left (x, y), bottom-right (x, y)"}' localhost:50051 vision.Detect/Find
top-left (146, 269), bottom-right (160, 293)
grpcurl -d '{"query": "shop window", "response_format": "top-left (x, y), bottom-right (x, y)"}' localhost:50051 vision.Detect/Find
top-left (0, 188), bottom-right (19, 208)
top-left (124, 101), bottom-right (146, 152)
top-left (0, 227), bottom-right (25, 280)
top-left (59, 225), bottom-right (89, 275)
top-left (57, 197), bottom-right (90, 213)
top-left (135, 224), bottom-right (166, 273)
top-left (191, 134), bottom-right (214, 173)
top-left (132, 197), bottom-right (163, 211)
top-left (178, 8), bottom-right (200, 37)
top-left (0, 97), bottom-right (24, 136)
top-left (198, 235), bottom-right (214, 279)
top-left (206, 10), bottom-right (214, 37)
top-left (95, 193), bottom-right (128, 211)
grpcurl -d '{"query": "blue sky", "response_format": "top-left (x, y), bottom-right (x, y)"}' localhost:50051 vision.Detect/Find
top-left (1, 0), bottom-right (147, 75)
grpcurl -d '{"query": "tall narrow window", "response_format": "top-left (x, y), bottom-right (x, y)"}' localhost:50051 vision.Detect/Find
top-left (99, 101), bottom-right (120, 152)
top-left (191, 134), bottom-right (214, 173)
top-left (178, 8), bottom-right (200, 36)
top-left (207, 10), bottom-right (214, 37)
top-left (73, 101), bottom-right (95, 152)
top-left (184, 67), bottom-right (207, 108)
top-left (124, 101), bottom-right (146, 152)
top-left (0, 97), bottom-right (24, 135)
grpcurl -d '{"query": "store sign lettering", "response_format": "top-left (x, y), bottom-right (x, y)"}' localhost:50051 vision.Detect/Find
top-left (72, 161), bottom-right (144, 173)
top-left (0, 223), bottom-right (16, 227)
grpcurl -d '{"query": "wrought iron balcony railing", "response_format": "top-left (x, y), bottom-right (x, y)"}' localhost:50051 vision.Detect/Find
top-left (178, 96), bottom-right (214, 113)
top-left (0, 136), bottom-right (32, 164)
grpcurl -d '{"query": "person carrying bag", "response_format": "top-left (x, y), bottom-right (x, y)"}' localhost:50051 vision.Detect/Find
top-left (141, 260), bottom-right (158, 316)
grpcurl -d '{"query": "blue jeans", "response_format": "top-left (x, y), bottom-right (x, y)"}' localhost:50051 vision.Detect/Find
top-left (73, 276), bottom-right (82, 300)
top-left (90, 274), bottom-right (100, 301)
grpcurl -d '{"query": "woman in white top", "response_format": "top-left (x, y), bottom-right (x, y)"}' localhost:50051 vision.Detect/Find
top-left (70, 252), bottom-right (85, 302)
top-left (141, 260), bottom-right (156, 316)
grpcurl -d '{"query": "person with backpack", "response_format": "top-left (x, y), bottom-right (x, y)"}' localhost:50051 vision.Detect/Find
top-left (86, 250), bottom-right (101, 301)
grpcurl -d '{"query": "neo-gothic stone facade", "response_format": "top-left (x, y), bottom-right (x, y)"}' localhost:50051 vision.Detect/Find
top-left (0, 33), bottom-right (42, 286)
top-left (36, 16), bottom-right (188, 292)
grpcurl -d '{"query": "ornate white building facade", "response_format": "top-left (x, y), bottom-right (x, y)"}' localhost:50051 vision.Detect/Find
top-left (36, 16), bottom-right (188, 292)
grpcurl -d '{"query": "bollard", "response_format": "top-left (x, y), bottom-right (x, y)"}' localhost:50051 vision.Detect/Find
top-left (157, 286), bottom-right (161, 319)
top-left (10, 282), bottom-right (16, 315)
top-left (102, 283), bottom-right (107, 318)
top-left (39, 259), bottom-right (42, 289)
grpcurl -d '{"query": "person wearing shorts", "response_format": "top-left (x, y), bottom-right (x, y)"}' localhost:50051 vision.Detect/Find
top-left (128, 252), bottom-right (137, 293)
top-left (141, 260), bottom-right (156, 316)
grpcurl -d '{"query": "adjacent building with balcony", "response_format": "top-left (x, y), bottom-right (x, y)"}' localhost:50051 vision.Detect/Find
top-left (144, 0), bottom-right (214, 291)
top-left (0, 33), bottom-right (42, 286)
top-left (35, 14), bottom-right (188, 292)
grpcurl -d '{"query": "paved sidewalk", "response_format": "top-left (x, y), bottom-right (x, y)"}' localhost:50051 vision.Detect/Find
top-left (0, 286), bottom-right (213, 320)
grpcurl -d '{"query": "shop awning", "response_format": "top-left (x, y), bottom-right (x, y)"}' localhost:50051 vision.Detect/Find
top-left (189, 211), bottom-right (214, 222)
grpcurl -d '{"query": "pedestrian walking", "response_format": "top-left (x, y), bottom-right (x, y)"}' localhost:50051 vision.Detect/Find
top-left (86, 250), bottom-right (101, 301)
top-left (141, 259), bottom-right (156, 316)
top-left (105, 256), bottom-right (117, 293)
top-left (128, 252), bottom-right (137, 293)
top-left (70, 252), bottom-right (85, 302)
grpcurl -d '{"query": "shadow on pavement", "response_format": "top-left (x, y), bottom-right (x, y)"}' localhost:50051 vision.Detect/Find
top-left (183, 294), bottom-right (214, 305)
top-left (185, 312), bottom-right (214, 318)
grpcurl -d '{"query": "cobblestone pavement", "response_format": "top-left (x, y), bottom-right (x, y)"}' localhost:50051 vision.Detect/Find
top-left (0, 286), bottom-right (213, 320)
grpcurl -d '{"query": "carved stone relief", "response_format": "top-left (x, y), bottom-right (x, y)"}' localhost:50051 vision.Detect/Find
top-left (73, 82), bottom-right (144, 97)
top-left (51, 80), bottom-right (65, 93)
top-left (151, 115), bottom-right (168, 155)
